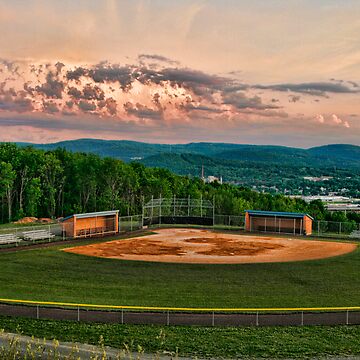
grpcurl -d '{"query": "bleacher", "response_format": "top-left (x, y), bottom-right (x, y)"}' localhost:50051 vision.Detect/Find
top-left (22, 229), bottom-right (55, 242)
top-left (0, 233), bottom-right (21, 246)
top-left (350, 230), bottom-right (360, 239)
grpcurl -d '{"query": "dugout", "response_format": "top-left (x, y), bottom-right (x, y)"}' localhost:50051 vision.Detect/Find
top-left (245, 210), bottom-right (313, 235)
top-left (61, 210), bottom-right (119, 238)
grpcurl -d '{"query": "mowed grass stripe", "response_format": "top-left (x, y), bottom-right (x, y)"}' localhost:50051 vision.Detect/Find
top-left (0, 238), bottom-right (358, 308)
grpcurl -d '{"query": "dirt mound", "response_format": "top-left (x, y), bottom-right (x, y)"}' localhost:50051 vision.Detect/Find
top-left (38, 218), bottom-right (53, 224)
top-left (13, 217), bottom-right (38, 224)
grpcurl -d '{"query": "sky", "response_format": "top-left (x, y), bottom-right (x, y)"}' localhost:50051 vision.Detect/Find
top-left (0, 0), bottom-right (359, 147)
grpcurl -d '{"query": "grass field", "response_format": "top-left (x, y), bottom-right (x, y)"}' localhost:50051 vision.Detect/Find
top-left (0, 231), bottom-right (359, 308)
top-left (1, 316), bottom-right (360, 358)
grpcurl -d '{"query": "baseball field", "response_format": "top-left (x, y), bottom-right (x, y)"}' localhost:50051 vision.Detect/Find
top-left (0, 227), bottom-right (359, 358)
top-left (0, 228), bottom-right (358, 308)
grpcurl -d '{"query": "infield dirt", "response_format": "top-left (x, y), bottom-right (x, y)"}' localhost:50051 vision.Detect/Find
top-left (63, 228), bottom-right (357, 264)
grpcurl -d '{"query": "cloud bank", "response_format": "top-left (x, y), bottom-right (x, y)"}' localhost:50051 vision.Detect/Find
top-left (0, 56), bottom-right (357, 146)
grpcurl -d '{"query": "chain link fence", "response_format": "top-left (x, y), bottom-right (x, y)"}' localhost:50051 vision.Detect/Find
top-left (0, 300), bottom-right (359, 327)
top-left (1, 216), bottom-right (359, 249)
top-left (313, 220), bottom-right (360, 239)
top-left (119, 215), bottom-right (143, 233)
top-left (214, 215), bottom-right (245, 229)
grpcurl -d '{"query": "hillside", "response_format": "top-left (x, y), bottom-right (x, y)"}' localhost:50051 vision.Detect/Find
top-left (13, 139), bottom-right (360, 196)
top-left (16, 139), bottom-right (360, 167)
top-left (308, 144), bottom-right (360, 163)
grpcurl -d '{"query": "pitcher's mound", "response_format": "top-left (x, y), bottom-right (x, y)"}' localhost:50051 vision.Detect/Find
top-left (63, 228), bottom-right (356, 264)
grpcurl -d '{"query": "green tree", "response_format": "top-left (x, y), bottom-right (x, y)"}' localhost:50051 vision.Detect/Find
top-left (0, 162), bottom-right (16, 222)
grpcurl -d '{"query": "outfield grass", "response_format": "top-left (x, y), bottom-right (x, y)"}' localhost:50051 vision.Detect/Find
top-left (0, 316), bottom-right (360, 358)
top-left (0, 233), bottom-right (359, 308)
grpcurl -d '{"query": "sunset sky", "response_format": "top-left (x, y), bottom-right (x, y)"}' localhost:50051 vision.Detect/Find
top-left (0, 0), bottom-right (359, 147)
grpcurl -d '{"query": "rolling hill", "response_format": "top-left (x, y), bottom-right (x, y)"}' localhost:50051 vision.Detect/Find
top-left (13, 139), bottom-right (360, 196)
top-left (16, 139), bottom-right (360, 168)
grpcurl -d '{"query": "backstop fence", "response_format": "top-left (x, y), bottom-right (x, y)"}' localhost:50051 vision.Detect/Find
top-left (143, 196), bottom-right (215, 227)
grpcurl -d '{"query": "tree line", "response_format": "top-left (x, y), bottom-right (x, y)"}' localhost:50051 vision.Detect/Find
top-left (0, 143), bottom-right (358, 224)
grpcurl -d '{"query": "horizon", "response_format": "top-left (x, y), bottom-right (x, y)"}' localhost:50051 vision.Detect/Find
top-left (9, 137), bottom-right (360, 150)
top-left (0, 1), bottom-right (359, 146)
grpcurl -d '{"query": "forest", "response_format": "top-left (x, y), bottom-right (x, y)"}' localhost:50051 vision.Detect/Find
top-left (0, 143), bottom-right (359, 225)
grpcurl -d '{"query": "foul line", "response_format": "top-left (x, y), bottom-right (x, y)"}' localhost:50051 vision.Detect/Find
top-left (0, 298), bottom-right (359, 312)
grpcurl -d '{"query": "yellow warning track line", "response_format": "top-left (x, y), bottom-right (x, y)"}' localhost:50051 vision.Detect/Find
top-left (0, 298), bottom-right (359, 312)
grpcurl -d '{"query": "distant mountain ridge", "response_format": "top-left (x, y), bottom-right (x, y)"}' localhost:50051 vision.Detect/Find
top-left (12, 139), bottom-right (360, 197)
top-left (15, 139), bottom-right (360, 169)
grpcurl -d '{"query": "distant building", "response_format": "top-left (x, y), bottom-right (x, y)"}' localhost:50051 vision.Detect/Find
top-left (200, 164), bottom-right (223, 184)
top-left (302, 195), bottom-right (350, 203)
top-left (326, 204), bottom-right (360, 213)
top-left (205, 175), bottom-right (223, 184)
top-left (303, 176), bottom-right (333, 182)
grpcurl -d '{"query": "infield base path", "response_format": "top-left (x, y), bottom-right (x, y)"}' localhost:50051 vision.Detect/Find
top-left (63, 228), bottom-right (357, 264)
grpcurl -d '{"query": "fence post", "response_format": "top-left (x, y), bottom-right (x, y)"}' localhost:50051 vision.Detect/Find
top-left (256, 312), bottom-right (259, 326)
top-left (151, 195), bottom-right (154, 220)
top-left (346, 310), bottom-right (349, 325)
top-left (141, 196), bottom-right (145, 229)
top-left (213, 196), bottom-right (215, 227)
top-left (159, 194), bottom-right (162, 226)
top-left (188, 195), bottom-right (190, 217)
top-left (167, 310), bottom-right (170, 326)
top-left (339, 222), bottom-right (342, 235)
top-left (48, 225), bottom-right (51, 242)
top-left (293, 218), bottom-right (296, 235)
top-left (212, 311), bottom-right (215, 326)
top-left (173, 195), bottom-right (176, 217)
top-left (77, 306), bottom-right (80, 321)
top-left (130, 216), bottom-right (133, 232)
top-left (121, 309), bottom-right (124, 324)
top-left (301, 311), bottom-right (304, 326)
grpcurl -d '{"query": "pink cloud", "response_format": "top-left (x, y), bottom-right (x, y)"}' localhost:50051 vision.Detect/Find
top-left (331, 114), bottom-right (342, 125)
top-left (315, 114), bottom-right (325, 123)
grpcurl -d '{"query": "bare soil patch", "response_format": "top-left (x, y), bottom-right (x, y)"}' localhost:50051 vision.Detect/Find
top-left (63, 228), bottom-right (357, 264)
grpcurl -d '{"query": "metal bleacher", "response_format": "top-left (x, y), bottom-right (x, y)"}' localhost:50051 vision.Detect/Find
top-left (0, 233), bottom-right (21, 246)
top-left (350, 230), bottom-right (360, 239)
top-left (22, 229), bottom-right (55, 242)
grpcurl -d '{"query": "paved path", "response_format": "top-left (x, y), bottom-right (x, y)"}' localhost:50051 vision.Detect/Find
top-left (1, 331), bottom-right (360, 360)
top-left (0, 331), bottom-right (181, 360)
top-left (0, 303), bottom-right (359, 327)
